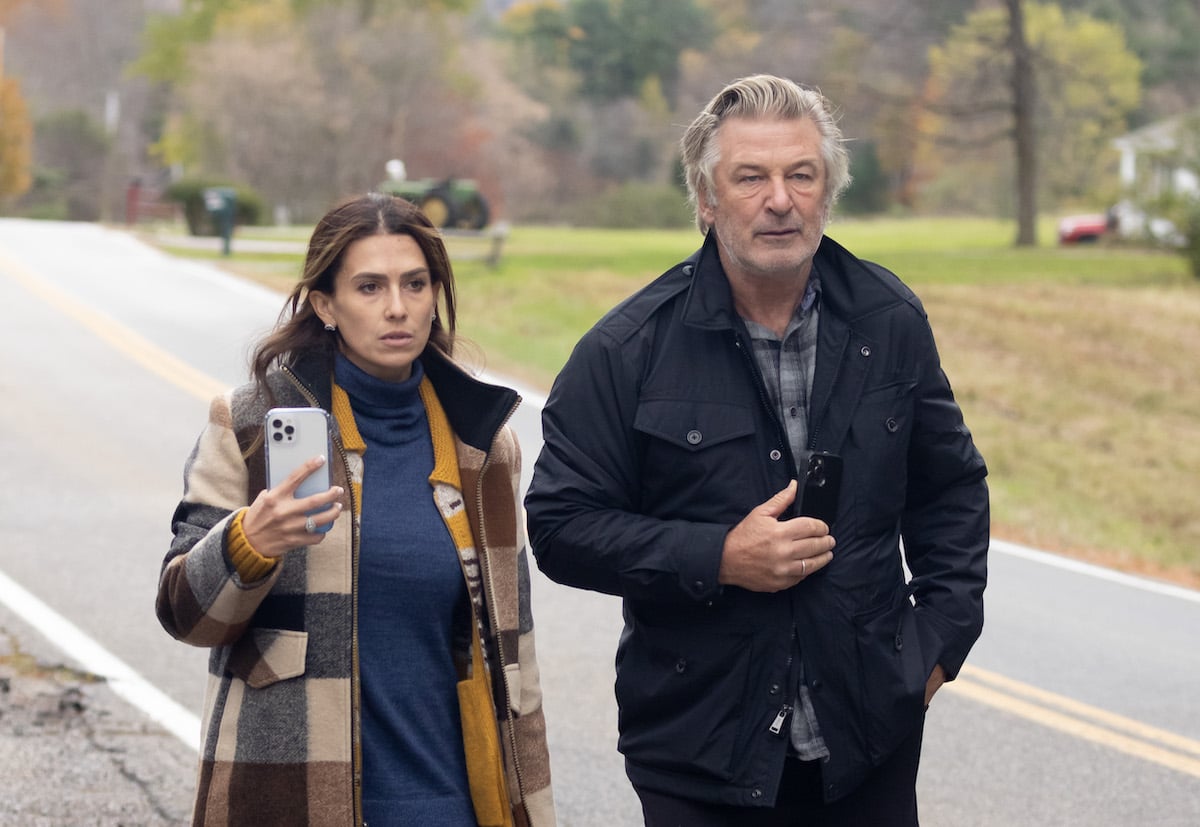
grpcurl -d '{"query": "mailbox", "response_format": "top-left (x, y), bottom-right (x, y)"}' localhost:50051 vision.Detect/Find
top-left (203, 187), bottom-right (237, 255)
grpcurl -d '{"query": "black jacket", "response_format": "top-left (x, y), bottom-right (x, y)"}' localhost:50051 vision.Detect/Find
top-left (525, 232), bottom-right (988, 805)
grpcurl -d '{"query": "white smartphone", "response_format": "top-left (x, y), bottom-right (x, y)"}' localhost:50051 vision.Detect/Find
top-left (264, 407), bottom-right (335, 532)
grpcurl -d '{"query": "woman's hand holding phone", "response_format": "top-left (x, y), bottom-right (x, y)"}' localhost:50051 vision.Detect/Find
top-left (242, 455), bottom-right (344, 558)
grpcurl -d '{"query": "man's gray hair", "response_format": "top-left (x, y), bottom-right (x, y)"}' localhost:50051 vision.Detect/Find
top-left (680, 74), bottom-right (852, 233)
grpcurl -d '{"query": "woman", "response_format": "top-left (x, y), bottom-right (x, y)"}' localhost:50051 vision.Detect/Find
top-left (157, 193), bottom-right (555, 826)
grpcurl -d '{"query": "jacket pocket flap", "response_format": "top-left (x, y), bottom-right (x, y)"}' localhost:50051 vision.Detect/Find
top-left (634, 399), bottom-right (755, 451)
top-left (228, 628), bottom-right (309, 689)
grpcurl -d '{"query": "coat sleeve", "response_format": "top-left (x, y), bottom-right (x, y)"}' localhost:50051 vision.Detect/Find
top-left (524, 326), bottom-right (729, 604)
top-left (900, 320), bottom-right (990, 681)
top-left (156, 393), bottom-right (281, 647)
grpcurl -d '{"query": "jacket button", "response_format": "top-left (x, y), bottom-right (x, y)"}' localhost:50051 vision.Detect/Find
top-left (895, 633), bottom-right (904, 650)
top-left (686, 429), bottom-right (702, 445)
top-left (810, 678), bottom-right (823, 691)
top-left (768, 683), bottom-right (780, 696)
top-left (769, 449), bottom-right (782, 461)
top-left (886, 417), bottom-right (899, 433)
top-left (675, 658), bottom-right (688, 674)
top-left (683, 265), bottom-right (694, 276)
top-left (751, 788), bottom-right (763, 800)
top-left (860, 345), bottom-right (871, 357)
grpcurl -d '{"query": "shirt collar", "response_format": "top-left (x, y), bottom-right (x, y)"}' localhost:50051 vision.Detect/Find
top-left (742, 271), bottom-right (822, 343)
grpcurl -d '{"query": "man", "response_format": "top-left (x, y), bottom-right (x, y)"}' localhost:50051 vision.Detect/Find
top-left (525, 74), bottom-right (988, 825)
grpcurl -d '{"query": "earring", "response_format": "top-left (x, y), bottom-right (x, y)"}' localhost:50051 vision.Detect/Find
top-left (324, 323), bottom-right (336, 332)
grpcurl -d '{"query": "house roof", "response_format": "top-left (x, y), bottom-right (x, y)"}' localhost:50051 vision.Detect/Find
top-left (1113, 111), bottom-right (1200, 152)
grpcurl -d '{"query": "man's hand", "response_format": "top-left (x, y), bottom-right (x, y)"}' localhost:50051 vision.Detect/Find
top-left (718, 480), bottom-right (835, 592)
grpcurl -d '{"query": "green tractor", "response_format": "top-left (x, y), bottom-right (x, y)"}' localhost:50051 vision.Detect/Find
top-left (377, 160), bottom-right (491, 231)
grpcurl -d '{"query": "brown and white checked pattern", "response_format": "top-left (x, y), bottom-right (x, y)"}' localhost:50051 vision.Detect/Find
top-left (157, 356), bottom-right (555, 826)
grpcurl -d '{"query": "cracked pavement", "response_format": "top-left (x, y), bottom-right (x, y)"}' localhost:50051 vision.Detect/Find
top-left (0, 620), bottom-right (196, 826)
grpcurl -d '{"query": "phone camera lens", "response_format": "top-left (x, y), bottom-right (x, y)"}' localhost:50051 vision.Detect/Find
top-left (272, 432), bottom-right (283, 442)
top-left (271, 419), bottom-right (283, 429)
top-left (284, 425), bottom-right (295, 435)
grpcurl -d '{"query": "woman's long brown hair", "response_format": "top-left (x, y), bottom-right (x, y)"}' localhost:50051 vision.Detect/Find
top-left (250, 192), bottom-right (458, 392)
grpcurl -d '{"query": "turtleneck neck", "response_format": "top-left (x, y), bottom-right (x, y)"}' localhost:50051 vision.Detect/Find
top-left (334, 352), bottom-right (426, 447)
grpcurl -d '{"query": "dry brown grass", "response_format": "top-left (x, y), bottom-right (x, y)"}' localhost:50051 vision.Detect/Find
top-left (924, 282), bottom-right (1200, 587)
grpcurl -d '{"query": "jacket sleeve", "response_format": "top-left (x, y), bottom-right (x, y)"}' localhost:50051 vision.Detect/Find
top-left (901, 321), bottom-right (990, 681)
top-left (156, 393), bottom-right (281, 647)
top-left (525, 326), bottom-right (729, 604)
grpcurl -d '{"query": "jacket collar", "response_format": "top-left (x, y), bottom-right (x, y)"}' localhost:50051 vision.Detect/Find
top-left (676, 230), bottom-right (906, 456)
top-left (284, 346), bottom-right (519, 454)
top-left (680, 230), bottom-right (904, 330)
top-left (680, 232), bottom-right (738, 331)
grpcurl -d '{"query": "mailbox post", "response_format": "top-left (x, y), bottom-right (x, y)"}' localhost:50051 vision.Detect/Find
top-left (203, 187), bottom-right (237, 256)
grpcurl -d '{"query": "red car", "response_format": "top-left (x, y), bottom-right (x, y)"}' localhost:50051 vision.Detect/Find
top-left (1057, 213), bottom-right (1110, 244)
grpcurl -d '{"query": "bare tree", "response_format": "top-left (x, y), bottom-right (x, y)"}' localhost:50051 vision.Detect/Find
top-left (921, 1), bottom-right (1140, 236)
top-left (1007, 0), bottom-right (1038, 246)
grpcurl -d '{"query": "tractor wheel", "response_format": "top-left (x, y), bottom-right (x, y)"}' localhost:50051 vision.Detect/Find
top-left (456, 193), bottom-right (491, 230)
top-left (419, 192), bottom-right (455, 228)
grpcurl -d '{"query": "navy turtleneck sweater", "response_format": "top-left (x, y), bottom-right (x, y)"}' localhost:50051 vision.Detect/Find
top-left (334, 353), bottom-right (475, 826)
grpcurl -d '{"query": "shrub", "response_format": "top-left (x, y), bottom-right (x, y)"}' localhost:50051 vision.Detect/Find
top-left (164, 178), bottom-right (266, 236)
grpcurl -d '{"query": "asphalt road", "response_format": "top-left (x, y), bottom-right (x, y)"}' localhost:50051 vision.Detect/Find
top-left (1, 219), bottom-right (1197, 825)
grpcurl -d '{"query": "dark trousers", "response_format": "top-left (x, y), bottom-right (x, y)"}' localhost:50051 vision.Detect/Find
top-left (635, 721), bottom-right (924, 827)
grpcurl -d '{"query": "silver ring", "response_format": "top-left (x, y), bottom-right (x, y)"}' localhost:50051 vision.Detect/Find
top-left (801, 559), bottom-right (807, 577)
top-left (304, 516), bottom-right (316, 534)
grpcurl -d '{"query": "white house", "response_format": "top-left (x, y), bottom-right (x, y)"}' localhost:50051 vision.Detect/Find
top-left (1110, 113), bottom-right (1199, 242)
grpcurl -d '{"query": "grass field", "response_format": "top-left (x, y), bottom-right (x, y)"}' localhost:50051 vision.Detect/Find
top-left (148, 216), bottom-right (1200, 588)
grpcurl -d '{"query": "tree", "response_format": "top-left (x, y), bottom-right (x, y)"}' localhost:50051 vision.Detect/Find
top-left (501, 0), bottom-right (712, 107)
top-left (0, 75), bottom-right (32, 199)
top-left (922, 1), bottom-right (1141, 242)
top-left (141, 0), bottom-right (494, 220)
top-left (31, 109), bottom-right (110, 219)
top-left (1062, 0), bottom-right (1200, 113)
top-left (1007, 0), bottom-right (1038, 245)
top-left (0, 0), bottom-right (45, 201)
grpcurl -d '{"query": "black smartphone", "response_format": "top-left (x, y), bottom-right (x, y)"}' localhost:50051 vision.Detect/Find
top-left (799, 451), bottom-right (842, 527)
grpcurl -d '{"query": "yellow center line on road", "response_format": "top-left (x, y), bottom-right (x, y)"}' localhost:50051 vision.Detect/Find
top-left (0, 249), bottom-right (225, 403)
top-left (951, 665), bottom-right (1200, 779)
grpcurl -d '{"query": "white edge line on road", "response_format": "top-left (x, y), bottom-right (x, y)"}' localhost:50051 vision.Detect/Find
top-left (0, 568), bottom-right (201, 750)
top-left (990, 538), bottom-right (1200, 604)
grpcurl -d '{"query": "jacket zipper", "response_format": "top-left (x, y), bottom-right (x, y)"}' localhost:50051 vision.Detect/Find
top-left (472, 396), bottom-right (529, 817)
top-left (769, 704), bottom-right (793, 736)
top-left (732, 337), bottom-right (815, 746)
top-left (280, 367), bottom-right (365, 825)
top-left (769, 632), bottom-right (797, 737)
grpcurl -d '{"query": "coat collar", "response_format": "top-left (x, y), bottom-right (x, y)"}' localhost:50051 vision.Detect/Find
top-left (676, 230), bottom-right (912, 456)
top-left (284, 345), bottom-right (519, 454)
top-left (679, 230), bottom-right (909, 331)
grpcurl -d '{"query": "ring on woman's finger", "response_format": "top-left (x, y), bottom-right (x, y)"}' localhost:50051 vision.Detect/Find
top-left (801, 558), bottom-right (807, 577)
top-left (304, 516), bottom-right (316, 534)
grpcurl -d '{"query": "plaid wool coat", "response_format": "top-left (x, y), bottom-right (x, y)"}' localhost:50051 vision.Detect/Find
top-left (157, 349), bottom-right (555, 826)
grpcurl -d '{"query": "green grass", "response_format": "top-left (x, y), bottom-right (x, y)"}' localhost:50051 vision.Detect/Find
top-left (147, 217), bottom-right (1200, 587)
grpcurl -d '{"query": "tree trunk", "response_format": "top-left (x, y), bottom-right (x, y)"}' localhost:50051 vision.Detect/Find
top-left (1007, 0), bottom-right (1038, 246)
